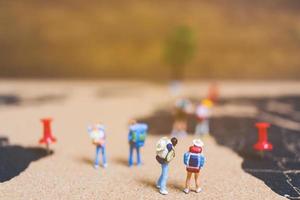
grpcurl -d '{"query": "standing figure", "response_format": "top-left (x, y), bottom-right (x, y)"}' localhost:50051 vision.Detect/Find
top-left (195, 99), bottom-right (213, 136)
top-left (156, 137), bottom-right (178, 195)
top-left (128, 122), bottom-right (148, 167)
top-left (207, 82), bottom-right (219, 104)
top-left (88, 124), bottom-right (107, 168)
top-left (183, 139), bottom-right (205, 194)
top-left (171, 98), bottom-right (193, 138)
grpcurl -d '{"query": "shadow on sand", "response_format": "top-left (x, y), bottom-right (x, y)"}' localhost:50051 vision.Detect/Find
top-left (112, 157), bottom-right (129, 167)
top-left (138, 95), bottom-right (300, 199)
top-left (77, 156), bottom-right (94, 165)
top-left (136, 177), bottom-right (157, 190)
top-left (0, 138), bottom-right (52, 182)
top-left (0, 93), bottom-right (67, 107)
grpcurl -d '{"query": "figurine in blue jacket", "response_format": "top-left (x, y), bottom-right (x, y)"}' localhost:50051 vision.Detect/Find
top-left (128, 121), bottom-right (148, 167)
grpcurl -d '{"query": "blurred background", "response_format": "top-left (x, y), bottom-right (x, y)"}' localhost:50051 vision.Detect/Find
top-left (1, 0), bottom-right (300, 80)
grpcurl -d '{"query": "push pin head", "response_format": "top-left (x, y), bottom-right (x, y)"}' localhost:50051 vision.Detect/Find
top-left (253, 122), bottom-right (273, 153)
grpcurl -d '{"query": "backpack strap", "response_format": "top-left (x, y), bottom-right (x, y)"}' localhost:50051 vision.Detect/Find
top-left (186, 152), bottom-right (190, 166)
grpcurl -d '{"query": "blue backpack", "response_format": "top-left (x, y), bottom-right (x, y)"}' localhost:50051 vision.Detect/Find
top-left (129, 123), bottom-right (148, 147)
top-left (184, 152), bottom-right (205, 168)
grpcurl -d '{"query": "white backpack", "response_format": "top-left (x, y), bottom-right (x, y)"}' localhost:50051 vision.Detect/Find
top-left (156, 137), bottom-right (175, 162)
top-left (88, 125), bottom-right (105, 144)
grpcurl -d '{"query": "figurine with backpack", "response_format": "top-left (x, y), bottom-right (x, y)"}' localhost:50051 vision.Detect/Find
top-left (171, 98), bottom-right (193, 138)
top-left (88, 123), bottom-right (107, 169)
top-left (195, 99), bottom-right (213, 136)
top-left (183, 139), bottom-right (205, 194)
top-left (128, 120), bottom-right (148, 167)
top-left (155, 137), bottom-right (178, 195)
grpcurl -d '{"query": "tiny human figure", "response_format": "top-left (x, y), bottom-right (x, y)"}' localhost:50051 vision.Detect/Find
top-left (171, 98), bottom-right (193, 138)
top-left (195, 99), bottom-right (213, 136)
top-left (169, 80), bottom-right (182, 97)
top-left (88, 124), bottom-right (107, 169)
top-left (128, 121), bottom-right (148, 167)
top-left (207, 82), bottom-right (219, 104)
top-left (156, 137), bottom-right (178, 195)
top-left (183, 139), bottom-right (205, 194)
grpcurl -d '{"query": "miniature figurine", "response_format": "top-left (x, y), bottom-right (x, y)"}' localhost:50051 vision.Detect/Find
top-left (88, 123), bottom-right (107, 168)
top-left (183, 139), bottom-right (205, 194)
top-left (195, 99), bottom-right (213, 136)
top-left (207, 82), bottom-right (219, 103)
top-left (156, 137), bottom-right (178, 195)
top-left (128, 121), bottom-right (148, 167)
top-left (39, 118), bottom-right (56, 153)
top-left (169, 80), bottom-right (182, 97)
top-left (171, 98), bottom-right (193, 138)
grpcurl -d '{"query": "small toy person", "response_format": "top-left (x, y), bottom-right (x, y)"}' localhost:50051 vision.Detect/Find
top-left (183, 139), bottom-right (205, 194)
top-left (171, 98), bottom-right (193, 138)
top-left (195, 99), bottom-right (213, 136)
top-left (128, 121), bottom-right (148, 167)
top-left (207, 82), bottom-right (219, 104)
top-left (88, 124), bottom-right (107, 168)
top-left (156, 137), bottom-right (178, 195)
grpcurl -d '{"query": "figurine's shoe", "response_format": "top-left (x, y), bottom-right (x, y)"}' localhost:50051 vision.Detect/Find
top-left (159, 189), bottom-right (168, 195)
top-left (156, 185), bottom-right (160, 189)
top-left (103, 163), bottom-right (108, 168)
top-left (94, 164), bottom-right (99, 169)
top-left (183, 188), bottom-right (190, 194)
top-left (195, 187), bottom-right (202, 193)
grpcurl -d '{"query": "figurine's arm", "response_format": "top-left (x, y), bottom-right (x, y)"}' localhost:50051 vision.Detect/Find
top-left (166, 143), bottom-right (173, 152)
top-left (87, 126), bottom-right (93, 136)
top-left (128, 131), bottom-right (132, 142)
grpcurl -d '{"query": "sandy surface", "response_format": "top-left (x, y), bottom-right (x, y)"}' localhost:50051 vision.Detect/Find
top-left (1, 80), bottom-right (299, 200)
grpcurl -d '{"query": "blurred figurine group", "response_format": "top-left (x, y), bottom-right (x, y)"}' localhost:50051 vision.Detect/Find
top-left (172, 97), bottom-right (214, 138)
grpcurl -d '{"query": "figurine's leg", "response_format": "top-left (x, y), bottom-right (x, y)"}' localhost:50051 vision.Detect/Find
top-left (205, 119), bottom-right (210, 134)
top-left (182, 119), bottom-right (187, 133)
top-left (157, 168), bottom-right (163, 188)
top-left (194, 172), bottom-right (202, 192)
top-left (94, 145), bottom-right (100, 168)
top-left (195, 123), bottom-right (201, 135)
top-left (171, 121), bottom-right (179, 137)
top-left (199, 121), bottom-right (206, 137)
top-left (160, 163), bottom-right (169, 192)
top-left (128, 144), bottom-right (134, 166)
top-left (136, 146), bottom-right (141, 166)
top-left (101, 145), bottom-right (107, 168)
top-left (185, 172), bottom-right (192, 190)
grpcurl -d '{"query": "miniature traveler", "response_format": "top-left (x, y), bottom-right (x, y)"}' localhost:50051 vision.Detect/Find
top-left (207, 82), bottom-right (219, 103)
top-left (88, 124), bottom-right (107, 168)
top-left (171, 98), bottom-right (193, 137)
top-left (156, 137), bottom-right (178, 195)
top-left (128, 121), bottom-right (148, 167)
top-left (183, 139), bottom-right (205, 194)
top-left (195, 99), bottom-right (213, 136)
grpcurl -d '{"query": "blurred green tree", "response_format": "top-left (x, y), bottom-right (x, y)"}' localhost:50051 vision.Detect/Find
top-left (164, 25), bottom-right (197, 80)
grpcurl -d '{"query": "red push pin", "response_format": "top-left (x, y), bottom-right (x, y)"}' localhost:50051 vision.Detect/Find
top-left (253, 122), bottom-right (273, 157)
top-left (39, 118), bottom-right (56, 152)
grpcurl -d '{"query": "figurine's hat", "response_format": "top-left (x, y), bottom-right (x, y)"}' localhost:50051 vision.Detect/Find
top-left (95, 124), bottom-right (105, 131)
top-left (202, 99), bottom-right (213, 108)
top-left (193, 138), bottom-right (204, 147)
